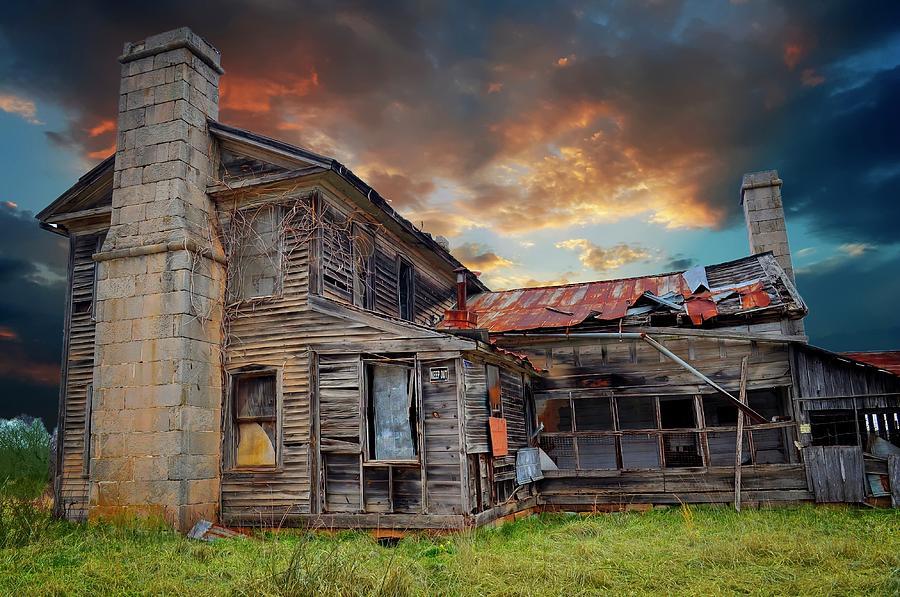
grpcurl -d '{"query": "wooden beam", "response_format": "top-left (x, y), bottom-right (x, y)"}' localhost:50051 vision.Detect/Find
top-left (735, 356), bottom-right (749, 512)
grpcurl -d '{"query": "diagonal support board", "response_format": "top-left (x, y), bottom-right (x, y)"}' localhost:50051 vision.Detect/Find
top-left (641, 335), bottom-right (767, 425)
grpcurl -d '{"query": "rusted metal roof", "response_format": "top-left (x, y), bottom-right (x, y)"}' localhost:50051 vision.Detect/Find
top-left (457, 253), bottom-right (803, 334)
top-left (841, 351), bottom-right (900, 376)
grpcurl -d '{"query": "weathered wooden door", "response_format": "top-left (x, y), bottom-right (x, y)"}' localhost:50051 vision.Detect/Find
top-left (803, 446), bottom-right (865, 503)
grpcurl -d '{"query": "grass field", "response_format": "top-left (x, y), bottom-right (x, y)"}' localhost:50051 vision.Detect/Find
top-left (0, 503), bottom-right (898, 596)
top-left (1, 421), bottom-right (898, 596)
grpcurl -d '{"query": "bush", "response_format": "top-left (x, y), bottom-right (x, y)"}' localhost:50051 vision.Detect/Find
top-left (0, 416), bottom-right (51, 500)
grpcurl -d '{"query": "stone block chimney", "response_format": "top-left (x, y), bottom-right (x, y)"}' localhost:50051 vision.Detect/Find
top-left (741, 170), bottom-right (795, 282)
top-left (90, 28), bottom-right (226, 530)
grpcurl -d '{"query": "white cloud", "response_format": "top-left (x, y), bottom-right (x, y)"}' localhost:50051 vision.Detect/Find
top-left (0, 93), bottom-right (43, 125)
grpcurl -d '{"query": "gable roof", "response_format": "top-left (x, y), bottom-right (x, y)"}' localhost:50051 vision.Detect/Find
top-left (208, 121), bottom-right (489, 292)
top-left (36, 155), bottom-right (114, 224)
top-left (459, 253), bottom-right (806, 333)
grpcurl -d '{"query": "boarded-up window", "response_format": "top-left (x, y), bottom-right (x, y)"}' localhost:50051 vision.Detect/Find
top-left (486, 364), bottom-right (502, 417)
top-left (367, 364), bottom-right (417, 461)
top-left (229, 205), bottom-right (282, 302)
top-left (352, 223), bottom-right (376, 309)
top-left (398, 258), bottom-right (415, 321)
top-left (232, 372), bottom-right (278, 467)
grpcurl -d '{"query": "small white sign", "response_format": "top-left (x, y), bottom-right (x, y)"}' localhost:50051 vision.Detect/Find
top-left (429, 367), bottom-right (449, 383)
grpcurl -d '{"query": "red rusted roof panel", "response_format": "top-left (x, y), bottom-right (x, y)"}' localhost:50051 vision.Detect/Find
top-left (841, 351), bottom-right (900, 376)
top-left (460, 254), bottom-right (795, 333)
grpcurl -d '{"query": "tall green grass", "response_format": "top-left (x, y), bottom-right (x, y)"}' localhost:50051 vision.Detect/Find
top-left (0, 505), bottom-right (897, 596)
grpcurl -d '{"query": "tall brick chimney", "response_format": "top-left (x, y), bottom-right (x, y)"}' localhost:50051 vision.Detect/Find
top-left (90, 28), bottom-right (226, 530)
top-left (741, 170), bottom-right (795, 282)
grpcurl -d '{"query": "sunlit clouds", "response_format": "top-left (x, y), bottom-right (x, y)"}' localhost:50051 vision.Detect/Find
top-left (0, 93), bottom-right (42, 124)
top-left (555, 239), bottom-right (652, 272)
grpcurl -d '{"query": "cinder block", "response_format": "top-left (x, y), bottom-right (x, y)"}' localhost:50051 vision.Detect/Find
top-left (185, 478), bottom-right (219, 504)
top-left (125, 431), bottom-right (182, 457)
top-left (92, 457), bottom-right (133, 482)
top-left (132, 456), bottom-right (169, 480)
top-left (146, 101), bottom-right (175, 125)
top-left (169, 454), bottom-right (218, 480)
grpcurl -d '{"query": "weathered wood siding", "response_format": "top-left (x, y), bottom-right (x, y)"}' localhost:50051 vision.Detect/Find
top-left (318, 354), bottom-right (361, 513)
top-left (500, 369), bottom-right (527, 451)
top-left (463, 360), bottom-right (490, 454)
top-left (316, 189), bottom-right (456, 327)
top-left (803, 446), bottom-right (865, 503)
top-left (57, 233), bottom-right (101, 521)
top-left (421, 358), bottom-right (464, 514)
top-left (793, 345), bottom-right (900, 410)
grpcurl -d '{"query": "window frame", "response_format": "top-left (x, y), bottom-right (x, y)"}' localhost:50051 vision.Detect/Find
top-left (362, 360), bottom-right (420, 464)
top-left (396, 256), bottom-right (416, 322)
top-left (351, 221), bottom-right (376, 310)
top-left (225, 367), bottom-right (283, 472)
top-left (227, 204), bottom-right (285, 305)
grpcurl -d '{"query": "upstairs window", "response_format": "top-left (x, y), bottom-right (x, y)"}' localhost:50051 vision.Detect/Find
top-left (366, 363), bottom-right (418, 462)
top-left (398, 257), bottom-right (415, 321)
top-left (229, 205), bottom-right (282, 302)
top-left (231, 371), bottom-right (279, 468)
top-left (486, 364), bottom-right (502, 418)
top-left (352, 222), bottom-right (376, 310)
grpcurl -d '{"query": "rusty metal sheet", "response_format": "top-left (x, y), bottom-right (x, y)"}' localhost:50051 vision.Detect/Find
top-left (462, 254), bottom-right (794, 333)
top-left (685, 297), bottom-right (718, 325)
top-left (489, 417), bottom-right (508, 457)
top-left (841, 351), bottom-right (900, 376)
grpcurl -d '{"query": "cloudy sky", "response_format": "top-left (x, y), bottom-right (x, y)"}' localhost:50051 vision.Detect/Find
top-left (1, 1), bottom-right (899, 426)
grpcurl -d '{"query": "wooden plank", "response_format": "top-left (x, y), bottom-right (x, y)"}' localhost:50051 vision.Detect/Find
top-left (889, 455), bottom-right (900, 508)
top-left (735, 356), bottom-right (748, 511)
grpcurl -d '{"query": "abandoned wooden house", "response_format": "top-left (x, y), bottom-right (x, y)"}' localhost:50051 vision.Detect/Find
top-left (38, 28), bottom-right (900, 532)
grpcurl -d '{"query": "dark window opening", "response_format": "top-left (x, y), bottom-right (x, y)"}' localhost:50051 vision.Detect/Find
top-left (366, 363), bottom-right (418, 461)
top-left (810, 411), bottom-right (859, 447)
top-left (617, 396), bottom-right (658, 429)
top-left (659, 396), bottom-right (696, 429)
top-left (537, 398), bottom-right (571, 432)
top-left (398, 258), bottom-right (415, 321)
top-left (352, 223), bottom-right (376, 310)
top-left (486, 364), bottom-right (502, 418)
top-left (703, 395), bottom-right (738, 426)
top-left (663, 432), bottom-right (703, 467)
top-left (232, 371), bottom-right (278, 468)
top-left (574, 397), bottom-right (613, 431)
top-left (73, 300), bottom-right (93, 314)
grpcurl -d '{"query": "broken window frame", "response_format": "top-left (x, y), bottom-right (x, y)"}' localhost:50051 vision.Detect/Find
top-left (227, 204), bottom-right (285, 304)
top-left (397, 256), bottom-right (416, 322)
top-left (538, 389), bottom-right (797, 471)
top-left (363, 361), bottom-right (420, 464)
top-left (225, 368), bottom-right (282, 471)
top-left (351, 221), bottom-right (376, 310)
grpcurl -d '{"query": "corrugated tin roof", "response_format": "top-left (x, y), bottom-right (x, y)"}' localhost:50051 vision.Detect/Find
top-left (841, 351), bottom-right (900, 376)
top-left (458, 253), bottom-right (804, 333)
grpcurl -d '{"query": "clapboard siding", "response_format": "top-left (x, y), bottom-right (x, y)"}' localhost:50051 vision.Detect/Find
top-left (794, 345), bottom-right (900, 410)
top-left (463, 360), bottom-right (490, 454)
top-left (421, 359), bottom-right (463, 514)
top-left (500, 369), bottom-right (527, 451)
top-left (57, 233), bottom-right (100, 521)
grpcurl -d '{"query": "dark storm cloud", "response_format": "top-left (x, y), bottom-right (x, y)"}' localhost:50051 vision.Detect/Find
top-left (1, 1), bottom-right (898, 241)
top-left (0, 205), bottom-right (67, 426)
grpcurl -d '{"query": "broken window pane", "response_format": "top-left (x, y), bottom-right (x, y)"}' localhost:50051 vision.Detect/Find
top-left (540, 435), bottom-right (576, 469)
top-left (537, 398), bottom-right (571, 432)
top-left (369, 364), bottom-right (417, 461)
top-left (617, 396), bottom-right (658, 429)
top-left (573, 397), bottom-right (613, 431)
top-left (659, 396), bottom-right (696, 429)
top-left (398, 259), bottom-right (415, 321)
top-left (230, 205), bottom-right (282, 302)
top-left (662, 432), bottom-right (703, 467)
top-left (232, 372), bottom-right (277, 467)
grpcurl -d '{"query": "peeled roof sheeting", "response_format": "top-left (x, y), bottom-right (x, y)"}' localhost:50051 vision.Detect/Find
top-left (465, 253), bottom-right (800, 333)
